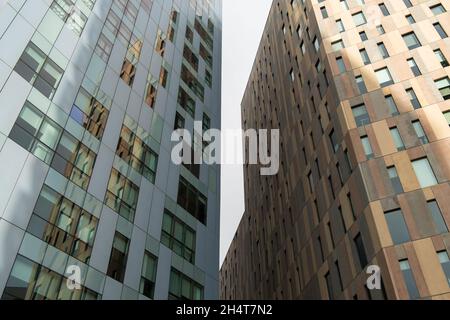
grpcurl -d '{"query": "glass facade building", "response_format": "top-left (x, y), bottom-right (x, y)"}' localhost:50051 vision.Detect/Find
top-left (0, 0), bottom-right (221, 300)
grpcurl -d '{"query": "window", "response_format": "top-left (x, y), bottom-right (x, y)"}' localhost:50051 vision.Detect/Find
top-left (377, 25), bottom-right (385, 34)
top-left (174, 113), bottom-right (185, 130)
top-left (116, 125), bottom-right (158, 184)
top-left (14, 42), bottom-right (64, 99)
top-left (412, 158), bottom-right (438, 188)
top-left (336, 19), bottom-right (345, 32)
top-left (161, 210), bottom-right (196, 263)
top-left (145, 80), bottom-right (157, 109)
top-left (378, 42), bottom-right (389, 58)
top-left (434, 49), bottom-right (449, 67)
top-left (360, 48), bottom-right (370, 65)
top-left (178, 86), bottom-right (196, 117)
top-left (352, 103), bottom-right (370, 127)
top-left (354, 233), bottom-right (368, 269)
top-left (71, 87), bottom-right (109, 141)
top-left (361, 135), bottom-right (374, 159)
top-left (360, 31), bottom-right (368, 41)
top-left (402, 32), bottom-right (421, 50)
top-left (444, 111), bottom-right (450, 126)
top-left (430, 4), bottom-right (446, 15)
top-left (308, 171), bottom-right (314, 192)
top-left (412, 120), bottom-right (428, 144)
top-left (107, 232), bottom-right (129, 283)
top-left (356, 75), bottom-right (367, 94)
top-left (399, 259), bottom-right (420, 299)
top-left (336, 57), bottom-right (346, 73)
top-left (375, 67), bottom-right (394, 87)
top-left (437, 251), bottom-right (450, 286)
top-left (28, 186), bottom-right (98, 263)
top-left (2, 255), bottom-right (100, 300)
top-left (390, 127), bottom-right (405, 151)
top-left (335, 260), bottom-right (344, 291)
top-left (105, 169), bottom-right (140, 222)
top-left (320, 6), bottom-right (328, 18)
top-left (385, 95), bottom-right (399, 116)
top-left (140, 252), bottom-right (157, 299)
top-left (331, 39), bottom-right (344, 51)
top-left (51, 0), bottom-right (89, 36)
top-left (329, 129), bottom-right (339, 153)
top-left (379, 3), bottom-right (390, 16)
top-left (406, 88), bottom-right (421, 109)
top-left (352, 12), bottom-right (367, 26)
top-left (388, 166), bottom-right (403, 194)
top-left (177, 176), bottom-right (207, 224)
top-left (403, 0), bottom-right (412, 8)
top-left (340, 0), bottom-right (349, 10)
top-left (385, 209), bottom-right (410, 244)
top-left (435, 77), bottom-right (450, 100)
top-left (290, 69), bottom-right (295, 82)
top-left (314, 37), bottom-right (320, 52)
top-left (428, 200), bottom-right (448, 234)
top-left (406, 14), bottom-right (415, 24)
top-left (434, 22), bottom-right (448, 39)
top-left (407, 58), bottom-right (421, 76)
top-left (169, 268), bottom-right (203, 300)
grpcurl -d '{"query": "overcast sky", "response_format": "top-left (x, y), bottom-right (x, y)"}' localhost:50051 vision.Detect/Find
top-left (220, 0), bottom-right (272, 265)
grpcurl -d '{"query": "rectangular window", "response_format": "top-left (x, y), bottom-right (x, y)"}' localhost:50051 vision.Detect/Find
top-left (435, 77), bottom-right (450, 100)
top-left (388, 166), bottom-right (403, 194)
top-left (375, 67), bottom-right (394, 87)
top-left (378, 42), bottom-right (389, 58)
top-left (356, 75), bottom-right (367, 94)
top-left (406, 14), bottom-right (415, 24)
top-left (361, 135), bottom-right (374, 159)
top-left (399, 259), bottom-right (420, 299)
top-left (412, 158), bottom-right (438, 188)
top-left (71, 87), bottom-right (109, 140)
top-left (116, 125), bottom-right (158, 183)
top-left (434, 22), bottom-right (448, 39)
top-left (402, 32), bottom-right (421, 50)
top-left (161, 210), bottom-right (196, 263)
top-left (359, 31), bottom-right (368, 41)
top-left (107, 232), bottom-right (129, 283)
top-left (177, 176), bottom-right (207, 224)
top-left (352, 11), bottom-right (367, 26)
top-left (325, 271), bottom-right (333, 300)
top-left (354, 233), bottom-right (368, 269)
top-left (180, 64), bottom-right (204, 101)
top-left (329, 129), bottom-right (339, 153)
top-left (105, 169), bottom-right (140, 222)
top-left (385, 209), bottom-right (410, 244)
top-left (336, 57), bottom-right (346, 73)
top-left (407, 87), bottom-right (421, 109)
top-left (140, 252), bottom-right (157, 299)
top-left (434, 49), bottom-right (449, 67)
top-left (169, 268), bottom-right (203, 300)
top-left (428, 200), bottom-right (448, 234)
top-left (403, 0), bottom-right (412, 8)
top-left (407, 58), bottom-right (421, 76)
top-left (320, 6), bottom-right (328, 18)
top-left (390, 127), bottom-right (405, 151)
top-left (14, 42), bottom-right (64, 99)
top-left (340, 0), bottom-right (349, 10)
top-left (412, 120), bottom-right (428, 144)
top-left (28, 185), bottom-right (98, 263)
top-left (352, 103), bottom-right (370, 127)
top-left (430, 4), bottom-right (447, 15)
top-left (360, 48), bottom-right (370, 65)
top-left (444, 111), bottom-right (450, 126)
top-left (336, 19), bottom-right (345, 32)
top-left (437, 251), bottom-right (450, 286)
top-left (331, 39), bottom-right (344, 51)
top-left (379, 3), bottom-right (390, 16)
top-left (385, 95), bottom-right (399, 116)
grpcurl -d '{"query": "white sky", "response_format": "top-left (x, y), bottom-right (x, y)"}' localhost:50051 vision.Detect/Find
top-left (220, 0), bottom-right (272, 265)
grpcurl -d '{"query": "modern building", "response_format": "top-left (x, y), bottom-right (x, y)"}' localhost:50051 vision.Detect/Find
top-left (0, 0), bottom-right (221, 300)
top-left (221, 0), bottom-right (450, 300)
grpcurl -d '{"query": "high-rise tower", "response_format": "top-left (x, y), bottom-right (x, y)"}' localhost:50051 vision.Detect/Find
top-left (221, 0), bottom-right (450, 300)
top-left (0, 0), bottom-right (221, 300)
